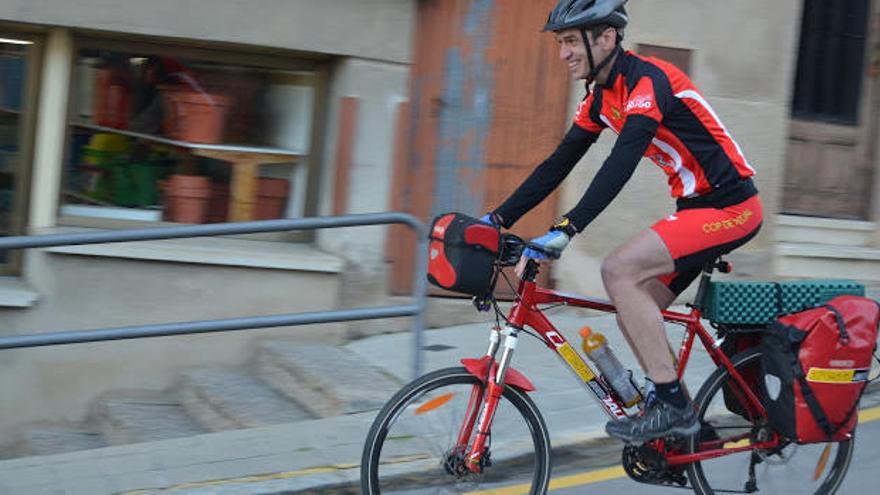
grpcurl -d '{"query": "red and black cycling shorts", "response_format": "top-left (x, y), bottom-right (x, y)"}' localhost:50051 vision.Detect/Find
top-left (653, 194), bottom-right (763, 295)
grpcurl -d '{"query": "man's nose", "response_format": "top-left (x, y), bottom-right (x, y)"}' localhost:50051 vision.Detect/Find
top-left (559, 45), bottom-right (570, 60)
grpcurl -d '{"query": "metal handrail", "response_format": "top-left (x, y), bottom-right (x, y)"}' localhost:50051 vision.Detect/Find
top-left (0, 212), bottom-right (429, 377)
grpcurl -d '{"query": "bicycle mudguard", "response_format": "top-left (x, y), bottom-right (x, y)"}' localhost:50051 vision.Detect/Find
top-left (461, 356), bottom-right (536, 392)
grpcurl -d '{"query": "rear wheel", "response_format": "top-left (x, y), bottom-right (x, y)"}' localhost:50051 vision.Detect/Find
top-left (361, 367), bottom-right (551, 494)
top-left (687, 348), bottom-right (854, 494)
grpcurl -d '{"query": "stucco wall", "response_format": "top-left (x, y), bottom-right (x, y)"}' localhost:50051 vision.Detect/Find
top-left (0, 251), bottom-right (341, 444)
top-left (553, 0), bottom-right (802, 298)
top-left (317, 57), bottom-right (410, 304)
top-left (0, 0), bottom-right (415, 64)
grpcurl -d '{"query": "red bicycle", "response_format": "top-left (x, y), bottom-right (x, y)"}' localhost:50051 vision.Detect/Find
top-left (361, 235), bottom-right (854, 494)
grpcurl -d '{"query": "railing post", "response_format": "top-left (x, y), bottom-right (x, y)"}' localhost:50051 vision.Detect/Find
top-left (411, 220), bottom-right (429, 379)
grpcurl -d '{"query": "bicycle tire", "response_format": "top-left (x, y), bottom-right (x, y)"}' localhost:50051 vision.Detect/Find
top-left (687, 348), bottom-right (854, 494)
top-left (361, 366), bottom-right (552, 494)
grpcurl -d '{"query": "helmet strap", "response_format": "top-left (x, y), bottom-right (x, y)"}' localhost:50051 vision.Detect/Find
top-left (581, 28), bottom-right (596, 81)
top-left (580, 28), bottom-right (622, 88)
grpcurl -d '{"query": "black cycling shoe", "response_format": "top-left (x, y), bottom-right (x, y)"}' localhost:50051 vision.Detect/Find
top-left (605, 399), bottom-right (699, 443)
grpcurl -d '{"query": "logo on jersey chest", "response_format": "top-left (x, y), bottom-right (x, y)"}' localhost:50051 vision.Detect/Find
top-left (625, 94), bottom-right (654, 112)
top-left (610, 106), bottom-right (622, 120)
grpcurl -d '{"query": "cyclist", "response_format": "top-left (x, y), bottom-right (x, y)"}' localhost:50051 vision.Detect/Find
top-left (482, 0), bottom-right (763, 443)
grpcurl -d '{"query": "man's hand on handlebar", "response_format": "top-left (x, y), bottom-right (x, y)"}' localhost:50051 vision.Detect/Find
top-left (515, 218), bottom-right (573, 278)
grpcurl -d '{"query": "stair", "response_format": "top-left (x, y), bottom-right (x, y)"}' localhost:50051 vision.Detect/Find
top-left (177, 368), bottom-right (312, 431)
top-left (775, 215), bottom-right (880, 281)
top-left (3, 342), bottom-right (396, 459)
top-left (95, 390), bottom-right (204, 446)
top-left (8, 427), bottom-right (104, 458)
top-left (255, 341), bottom-right (401, 418)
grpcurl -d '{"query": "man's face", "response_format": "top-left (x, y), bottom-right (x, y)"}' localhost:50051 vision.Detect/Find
top-left (555, 27), bottom-right (615, 81)
top-left (555, 28), bottom-right (590, 80)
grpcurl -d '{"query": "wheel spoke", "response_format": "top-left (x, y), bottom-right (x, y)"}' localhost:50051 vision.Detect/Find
top-left (362, 368), bottom-right (551, 494)
top-left (687, 349), bottom-right (854, 494)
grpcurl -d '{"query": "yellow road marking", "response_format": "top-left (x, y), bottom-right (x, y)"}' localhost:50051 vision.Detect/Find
top-left (859, 404), bottom-right (880, 423)
top-left (466, 404), bottom-right (880, 494)
top-left (465, 466), bottom-right (626, 495)
top-left (123, 405), bottom-right (880, 494)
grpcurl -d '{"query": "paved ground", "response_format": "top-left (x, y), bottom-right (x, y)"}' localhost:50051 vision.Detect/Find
top-left (0, 305), bottom-right (720, 494)
top-left (0, 299), bottom-right (874, 494)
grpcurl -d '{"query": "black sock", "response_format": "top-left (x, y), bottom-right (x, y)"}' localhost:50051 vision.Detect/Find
top-left (655, 380), bottom-right (688, 409)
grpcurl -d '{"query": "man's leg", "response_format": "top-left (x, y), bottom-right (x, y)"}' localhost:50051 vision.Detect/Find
top-left (601, 229), bottom-right (678, 383)
top-left (614, 278), bottom-right (676, 375)
top-left (601, 228), bottom-right (700, 442)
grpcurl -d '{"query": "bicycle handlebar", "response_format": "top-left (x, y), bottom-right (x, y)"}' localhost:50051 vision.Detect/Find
top-left (498, 234), bottom-right (561, 267)
top-left (524, 242), bottom-right (562, 260)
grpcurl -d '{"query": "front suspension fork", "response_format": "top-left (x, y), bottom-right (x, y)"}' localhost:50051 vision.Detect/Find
top-left (465, 325), bottom-right (520, 472)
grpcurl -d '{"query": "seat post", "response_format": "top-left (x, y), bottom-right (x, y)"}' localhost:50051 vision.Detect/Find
top-left (691, 260), bottom-right (718, 312)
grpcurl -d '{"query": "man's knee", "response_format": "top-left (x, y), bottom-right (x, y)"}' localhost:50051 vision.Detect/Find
top-left (601, 254), bottom-right (632, 289)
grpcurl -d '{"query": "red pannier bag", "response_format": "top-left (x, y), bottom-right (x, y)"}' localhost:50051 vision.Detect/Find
top-left (760, 295), bottom-right (879, 443)
top-left (427, 213), bottom-right (500, 297)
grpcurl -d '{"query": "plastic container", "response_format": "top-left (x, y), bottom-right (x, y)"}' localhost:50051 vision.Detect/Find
top-left (580, 326), bottom-right (641, 407)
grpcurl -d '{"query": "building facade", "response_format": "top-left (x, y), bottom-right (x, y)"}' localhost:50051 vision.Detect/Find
top-left (0, 0), bottom-right (878, 445)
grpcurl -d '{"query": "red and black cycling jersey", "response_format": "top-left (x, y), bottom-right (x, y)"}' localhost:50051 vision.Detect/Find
top-left (494, 50), bottom-right (757, 232)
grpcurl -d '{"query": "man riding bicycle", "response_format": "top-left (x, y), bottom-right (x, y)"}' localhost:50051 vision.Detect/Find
top-left (482, 0), bottom-right (763, 443)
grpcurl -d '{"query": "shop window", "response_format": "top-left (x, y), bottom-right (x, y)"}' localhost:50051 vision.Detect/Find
top-left (0, 34), bottom-right (36, 272)
top-left (791, 0), bottom-right (870, 124)
top-left (63, 41), bottom-right (319, 225)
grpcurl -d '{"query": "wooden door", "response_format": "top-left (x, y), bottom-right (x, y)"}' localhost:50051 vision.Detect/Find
top-left (388, 0), bottom-right (571, 295)
top-left (782, 0), bottom-right (879, 219)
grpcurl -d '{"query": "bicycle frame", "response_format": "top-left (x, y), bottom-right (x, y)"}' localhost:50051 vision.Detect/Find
top-left (460, 261), bottom-right (777, 473)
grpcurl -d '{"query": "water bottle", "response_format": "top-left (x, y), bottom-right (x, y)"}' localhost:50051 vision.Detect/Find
top-left (580, 326), bottom-right (641, 407)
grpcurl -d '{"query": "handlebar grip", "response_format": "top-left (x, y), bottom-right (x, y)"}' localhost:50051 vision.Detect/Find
top-left (525, 242), bottom-right (561, 260)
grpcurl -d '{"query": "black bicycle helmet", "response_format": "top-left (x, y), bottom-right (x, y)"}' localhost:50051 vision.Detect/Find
top-left (544, 0), bottom-right (629, 32)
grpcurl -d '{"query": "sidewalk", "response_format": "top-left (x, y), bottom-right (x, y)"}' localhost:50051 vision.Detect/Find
top-left (0, 308), bottom-right (725, 494)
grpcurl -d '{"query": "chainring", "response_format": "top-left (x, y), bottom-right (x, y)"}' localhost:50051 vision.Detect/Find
top-left (622, 443), bottom-right (688, 487)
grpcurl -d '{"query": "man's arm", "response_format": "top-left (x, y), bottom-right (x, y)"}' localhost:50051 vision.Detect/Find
top-left (564, 115), bottom-right (659, 232)
top-left (493, 124), bottom-right (598, 229)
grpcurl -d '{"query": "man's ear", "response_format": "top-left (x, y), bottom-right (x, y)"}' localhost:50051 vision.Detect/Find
top-left (601, 27), bottom-right (617, 47)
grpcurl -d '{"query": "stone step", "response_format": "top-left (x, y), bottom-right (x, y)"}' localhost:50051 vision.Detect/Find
top-left (254, 341), bottom-right (402, 418)
top-left (776, 243), bottom-right (880, 282)
top-left (176, 368), bottom-right (312, 432)
top-left (775, 214), bottom-right (876, 247)
top-left (94, 390), bottom-right (205, 446)
top-left (6, 426), bottom-right (104, 458)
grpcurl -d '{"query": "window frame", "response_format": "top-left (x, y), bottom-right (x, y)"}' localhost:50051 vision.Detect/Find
top-left (0, 26), bottom-right (43, 275)
top-left (59, 33), bottom-right (331, 242)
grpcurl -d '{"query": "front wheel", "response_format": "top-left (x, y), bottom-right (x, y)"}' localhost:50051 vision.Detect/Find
top-left (361, 366), bottom-right (552, 494)
top-left (687, 348), bottom-right (854, 494)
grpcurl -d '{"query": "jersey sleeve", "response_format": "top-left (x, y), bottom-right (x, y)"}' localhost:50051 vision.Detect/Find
top-left (573, 92), bottom-right (605, 134)
top-left (623, 76), bottom-right (669, 123)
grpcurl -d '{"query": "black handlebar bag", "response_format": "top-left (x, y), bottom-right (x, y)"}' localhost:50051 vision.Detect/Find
top-left (760, 295), bottom-right (879, 443)
top-left (427, 213), bottom-right (500, 297)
